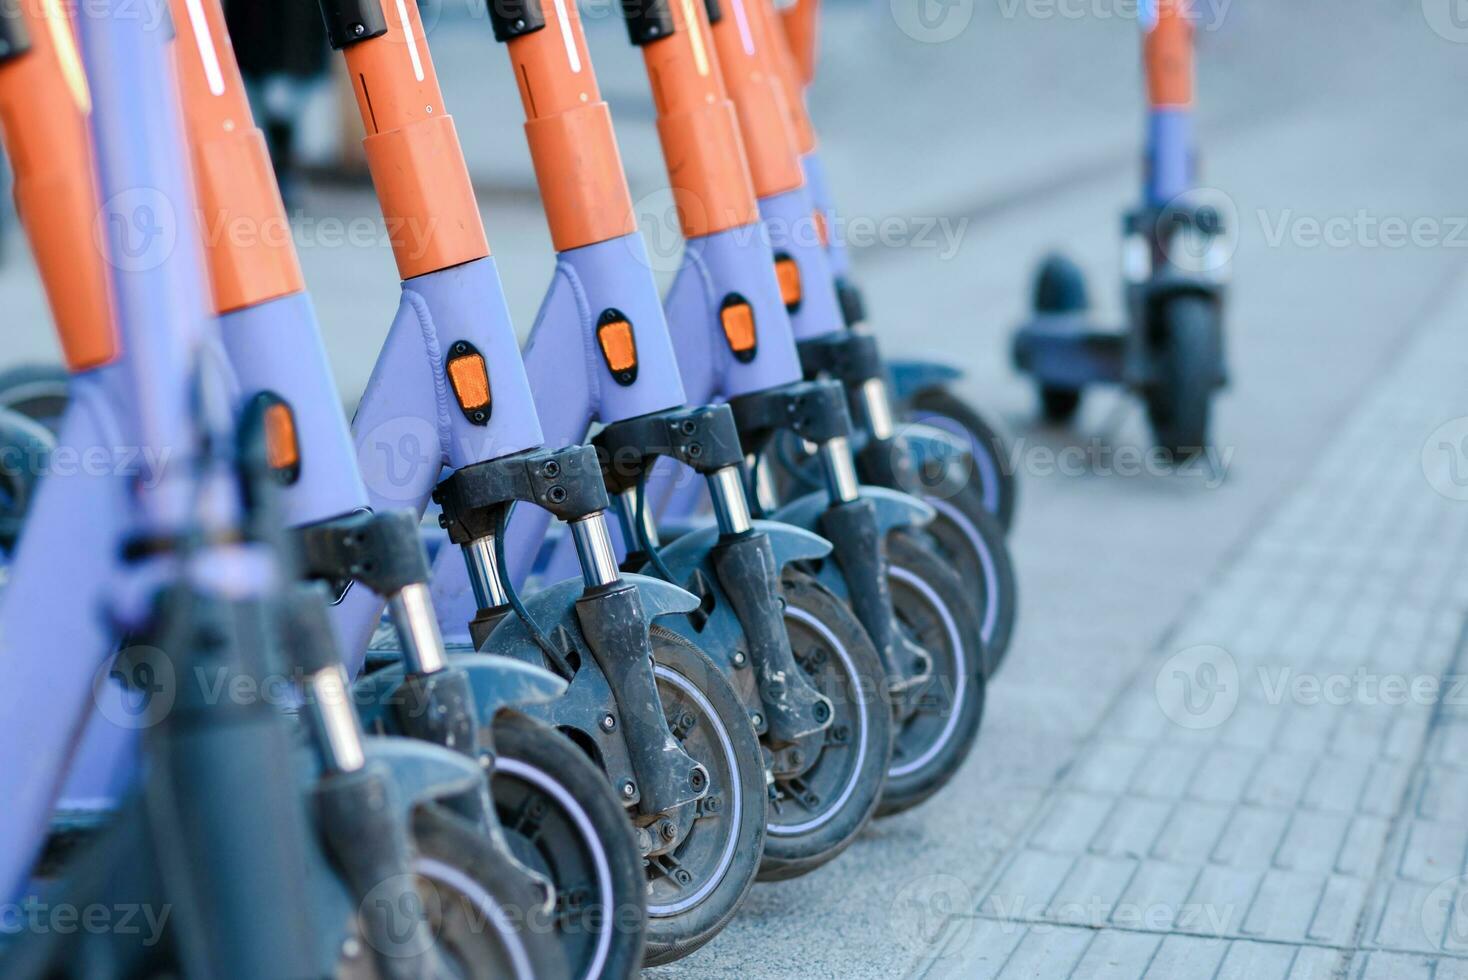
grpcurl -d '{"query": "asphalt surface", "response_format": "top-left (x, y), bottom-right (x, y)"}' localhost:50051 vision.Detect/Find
top-left (3, 1), bottom-right (1467, 976)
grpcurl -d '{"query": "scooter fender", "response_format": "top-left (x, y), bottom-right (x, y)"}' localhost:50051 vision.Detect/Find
top-left (360, 735), bottom-right (486, 811)
top-left (648, 522), bottom-right (835, 737)
top-left (772, 485), bottom-right (936, 537)
top-left (653, 519), bottom-right (832, 584)
top-left (480, 575), bottom-right (699, 810)
top-left (353, 653), bottom-right (568, 732)
top-left (887, 358), bottom-right (963, 404)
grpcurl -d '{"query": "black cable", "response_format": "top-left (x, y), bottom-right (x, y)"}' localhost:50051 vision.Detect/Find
top-left (745, 452), bottom-right (768, 519)
top-left (494, 503), bottom-right (574, 680)
top-left (773, 432), bottom-right (823, 493)
top-left (634, 471), bottom-right (679, 585)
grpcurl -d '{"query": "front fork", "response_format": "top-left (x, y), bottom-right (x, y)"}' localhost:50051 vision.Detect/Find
top-left (730, 381), bottom-right (932, 705)
top-left (595, 405), bottom-right (833, 745)
top-left (432, 444), bottom-right (708, 817)
top-left (795, 330), bottom-right (919, 493)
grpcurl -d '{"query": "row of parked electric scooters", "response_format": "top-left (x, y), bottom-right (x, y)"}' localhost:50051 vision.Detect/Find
top-left (0, 0), bottom-right (1021, 976)
top-left (0, 0), bottom-right (1230, 975)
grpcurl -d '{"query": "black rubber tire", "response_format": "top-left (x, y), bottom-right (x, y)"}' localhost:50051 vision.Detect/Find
top-left (489, 713), bottom-right (647, 980)
top-left (876, 534), bottom-right (987, 817)
top-left (758, 569), bottom-right (892, 882)
top-left (1033, 252), bottom-right (1089, 314)
top-left (906, 387), bottom-right (1018, 533)
top-left (1039, 386), bottom-right (1083, 424)
top-left (0, 364), bottom-right (69, 435)
top-left (899, 479), bottom-right (1017, 675)
top-left (1031, 253), bottom-right (1089, 427)
top-left (1146, 294), bottom-right (1219, 460)
top-left (408, 802), bottom-right (570, 980)
top-left (641, 626), bottom-right (766, 966)
top-left (0, 407), bottom-right (54, 550)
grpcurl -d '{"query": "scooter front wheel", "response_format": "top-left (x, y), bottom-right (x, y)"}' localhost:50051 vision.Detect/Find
top-left (489, 713), bottom-right (648, 980)
top-left (906, 387), bottom-right (1017, 532)
top-left (0, 364), bottom-right (69, 434)
top-left (398, 802), bottom-right (572, 980)
top-left (759, 569), bottom-right (892, 881)
top-left (899, 478), bottom-right (1017, 674)
top-left (1145, 293), bottom-right (1220, 459)
top-left (877, 534), bottom-right (987, 817)
top-left (641, 626), bottom-right (766, 966)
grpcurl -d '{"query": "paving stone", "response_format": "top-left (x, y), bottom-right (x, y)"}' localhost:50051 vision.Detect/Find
top-left (1356, 951), bottom-right (1437, 980)
top-left (1139, 935), bottom-right (1231, 979)
top-left (1179, 865), bottom-right (1261, 937)
top-left (1240, 869), bottom-right (1326, 943)
top-left (1149, 801), bottom-right (1233, 864)
top-left (1066, 931), bottom-right (1162, 980)
top-left (1286, 946), bottom-right (1350, 980)
top-left (1089, 797), bottom-right (1174, 861)
top-left (1399, 819), bottom-right (1468, 884)
top-left (1337, 816), bottom-right (1392, 879)
top-left (1031, 792), bottom-right (1120, 855)
top-left (1215, 940), bottom-right (1300, 980)
top-left (1211, 806), bottom-right (1292, 870)
top-left (1306, 875), bottom-right (1369, 947)
top-left (1047, 854), bottom-right (1140, 927)
top-left (994, 925), bottom-right (1094, 980)
top-left (1275, 810), bottom-right (1350, 874)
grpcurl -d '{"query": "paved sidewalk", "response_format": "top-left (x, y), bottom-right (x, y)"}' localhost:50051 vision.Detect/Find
top-left (914, 279), bottom-right (1468, 978)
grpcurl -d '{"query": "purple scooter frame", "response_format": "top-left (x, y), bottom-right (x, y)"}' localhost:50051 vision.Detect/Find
top-left (0, 0), bottom-right (253, 905)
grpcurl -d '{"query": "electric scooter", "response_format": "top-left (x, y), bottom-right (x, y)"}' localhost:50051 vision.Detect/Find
top-left (1011, 0), bottom-right (1228, 458)
top-left (776, 0), bottom-right (1020, 536)
top-left (720, 0), bottom-right (1019, 672)
top-left (316, 0), bottom-right (765, 966)
top-left (528, 0), bottom-right (895, 879)
top-left (600, 0), bottom-right (982, 827)
top-left (0, 4), bottom-right (562, 975)
top-left (168, 4), bottom-right (649, 976)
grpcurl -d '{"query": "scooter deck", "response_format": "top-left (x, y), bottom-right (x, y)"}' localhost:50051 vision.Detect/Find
top-left (1011, 312), bottom-right (1128, 390)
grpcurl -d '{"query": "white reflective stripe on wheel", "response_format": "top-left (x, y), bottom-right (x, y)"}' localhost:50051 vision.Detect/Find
top-left (769, 604), bottom-right (869, 836)
top-left (920, 414), bottom-right (1003, 517)
top-left (495, 757), bottom-right (616, 980)
top-left (886, 566), bottom-right (966, 778)
top-left (413, 856), bottom-right (535, 980)
top-left (926, 495), bottom-right (999, 643)
top-left (648, 665), bottom-right (741, 918)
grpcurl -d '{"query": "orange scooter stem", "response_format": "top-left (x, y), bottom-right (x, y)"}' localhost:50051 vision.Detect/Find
top-left (505, 0), bottom-right (637, 251)
top-left (340, 0), bottom-right (489, 279)
top-left (169, 0), bottom-right (303, 313)
top-left (0, 2), bottom-right (117, 371)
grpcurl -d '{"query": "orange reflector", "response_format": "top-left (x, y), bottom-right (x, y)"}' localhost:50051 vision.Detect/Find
top-left (813, 210), bottom-right (829, 248)
top-left (447, 351), bottom-right (492, 411)
top-left (774, 254), bottom-right (802, 311)
top-left (597, 312), bottom-right (639, 384)
top-left (720, 296), bottom-right (757, 362)
top-left (263, 401), bottom-right (299, 472)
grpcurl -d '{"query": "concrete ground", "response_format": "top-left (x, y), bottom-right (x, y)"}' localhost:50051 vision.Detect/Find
top-left (4, 1), bottom-right (1468, 976)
